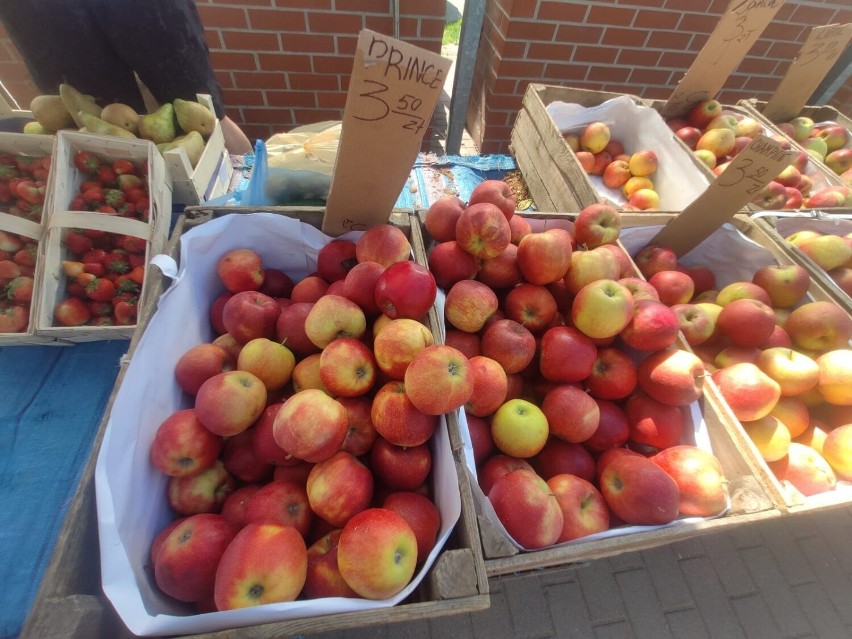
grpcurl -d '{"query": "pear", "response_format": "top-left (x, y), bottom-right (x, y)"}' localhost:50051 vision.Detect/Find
top-left (173, 98), bottom-right (216, 138)
top-left (59, 83), bottom-right (102, 128)
top-left (77, 111), bottom-right (137, 140)
top-left (23, 121), bottom-right (54, 135)
top-left (161, 131), bottom-right (205, 168)
top-left (30, 95), bottom-right (74, 131)
top-left (138, 103), bottom-right (176, 144)
top-left (100, 103), bottom-right (140, 135)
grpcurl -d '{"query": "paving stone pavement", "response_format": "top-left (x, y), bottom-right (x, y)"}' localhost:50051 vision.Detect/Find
top-left (305, 505), bottom-right (852, 639)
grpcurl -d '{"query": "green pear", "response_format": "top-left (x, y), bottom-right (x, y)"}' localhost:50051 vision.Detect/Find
top-left (59, 83), bottom-right (102, 128)
top-left (138, 103), bottom-right (176, 144)
top-left (161, 131), bottom-right (205, 168)
top-left (22, 121), bottom-right (54, 135)
top-left (100, 103), bottom-right (140, 135)
top-left (77, 111), bottom-right (137, 140)
top-left (30, 95), bottom-right (74, 131)
top-left (788, 116), bottom-right (814, 143)
top-left (173, 98), bottom-right (216, 138)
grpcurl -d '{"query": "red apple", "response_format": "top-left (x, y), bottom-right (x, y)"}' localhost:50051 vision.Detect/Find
top-left (716, 298), bottom-right (776, 347)
top-left (547, 474), bottom-right (610, 542)
top-left (711, 362), bottom-right (781, 421)
top-left (341, 260), bottom-right (385, 316)
top-left (374, 261), bottom-right (437, 320)
top-left (222, 290), bottom-right (281, 344)
top-left (455, 202), bottom-right (511, 259)
top-left (468, 179), bottom-right (516, 220)
top-left (372, 317), bottom-right (434, 380)
top-left (382, 491), bottom-right (441, 564)
top-left (221, 429), bottom-right (273, 484)
top-left (619, 299), bottom-right (680, 352)
top-left (150, 409), bottom-right (223, 477)
top-left (634, 245), bottom-right (677, 278)
top-left (488, 469), bottom-right (563, 548)
top-left (599, 455), bottom-right (679, 525)
top-left (477, 243), bottom-right (522, 289)
top-left (445, 279), bottom-right (499, 333)
top-left (585, 347), bottom-right (638, 400)
top-left (371, 380), bottom-right (438, 447)
top-left (273, 389), bottom-right (348, 463)
top-left (428, 240), bottom-right (478, 289)
top-left (304, 294), bottom-right (367, 349)
top-left (584, 399), bottom-right (630, 453)
top-left (307, 450), bottom-right (374, 527)
top-left (626, 392), bottom-right (686, 451)
top-left (542, 385), bottom-right (600, 443)
top-left (220, 485), bottom-right (262, 528)
top-left (244, 480), bottom-right (313, 537)
top-left (649, 270), bottom-right (695, 306)
top-left (465, 355), bottom-right (509, 417)
top-left (539, 326), bottom-right (597, 383)
top-left (175, 343), bottom-right (234, 395)
top-left (404, 344), bottom-right (474, 415)
top-left (355, 224), bottom-right (411, 267)
top-left (481, 318), bottom-right (536, 374)
top-left (637, 348), bottom-right (705, 407)
top-left (786, 301), bottom-right (852, 352)
top-left (194, 370), bottom-right (267, 437)
top-left (318, 336), bottom-right (376, 398)
top-left (275, 301), bottom-right (321, 357)
top-left (167, 460), bottom-right (235, 515)
top-left (259, 268), bottom-right (294, 298)
top-left (217, 248), bottom-right (264, 293)
top-left (516, 228), bottom-right (573, 284)
top-left (424, 196), bottom-right (466, 242)
top-left (770, 442), bottom-right (837, 497)
top-left (317, 239), bottom-right (358, 282)
top-left (651, 445), bottom-right (728, 516)
top-left (303, 529), bottom-right (358, 599)
top-left (671, 303), bottom-right (715, 346)
top-left (503, 283), bottom-right (558, 333)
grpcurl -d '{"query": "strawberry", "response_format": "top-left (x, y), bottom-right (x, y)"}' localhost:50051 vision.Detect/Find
top-left (105, 250), bottom-right (130, 274)
top-left (29, 166), bottom-right (49, 181)
top-left (97, 166), bottom-right (117, 186)
top-left (0, 231), bottom-right (23, 253)
top-left (127, 265), bottom-right (145, 286)
top-left (15, 156), bottom-right (38, 173)
top-left (0, 182), bottom-right (12, 203)
top-left (85, 277), bottom-right (116, 302)
top-left (62, 261), bottom-right (85, 278)
top-left (17, 182), bottom-right (45, 205)
top-left (0, 259), bottom-right (21, 279)
top-left (0, 154), bottom-right (15, 166)
top-left (116, 203), bottom-right (134, 217)
top-left (128, 253), bottom-right (146, 269)
top-left (80, 180), bottom-right (101, 193)
top-left (0, 305), bottom-right (28, 333)
top-left (0, 164), bottom-right (20, 182)
top-left (83, 261), bottom-right (105, 277)
top-left (123, 187), bottom-right (147, 204)
top-left (117, 235), bottom-right (147, 254)
top-left (6, 276), bottom-right (33, 303)
top-left (82, 249), bottom-right (107, 264)
top-left (114, 299), bottom-right (137, 325)
top-left (66, 282), bottom-right (85, 299)
top-left (13, 246), bottom-right (37, 267)
top-left (64, 230), bottom-right (93, 255)
top-left (70, 197), bottom-right (87, 211)
top-left (54, 297), bottom-right (91, 326)
top-left (76, 272), bottom-right (97, 288)
top-left (97, 205), bottom-right (117, 215)
top-left (82, 187), bottom-right (104, 206)
top-left (104, 189), bottom-right (125, 208)
top-left (88, 300), bottom-right (113, 317)
top-left (73, 151), bottom-right (101, 175)
top-left (18, 265), bottom-right (34, 278)
top-left (112, 159), bottom-right (136, 176)
top-left (117, 173), bottom-right (143, 191)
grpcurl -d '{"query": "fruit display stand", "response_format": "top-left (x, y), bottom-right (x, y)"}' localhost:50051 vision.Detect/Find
top-left (509, 84), bottom-right (711, 214)
top-left (22, 206), bottom-right (489, 638)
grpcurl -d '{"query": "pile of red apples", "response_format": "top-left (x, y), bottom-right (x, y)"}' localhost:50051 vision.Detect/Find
top-left (631, 241), bottom-right (852, 500)
top-left (147, 225), bottom-right (458, 612)
top-left (777, 115), bottom-right (852, 180)
top-left (563, 121), bottom-right (661, 210)
top-left (668, 99), bottom-right (852, 210)
top-left (425, 182), bottom-right (731, 550)
top-left (785, 228), bottom-right (852, 298)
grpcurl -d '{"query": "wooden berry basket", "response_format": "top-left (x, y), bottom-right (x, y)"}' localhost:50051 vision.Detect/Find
top-left (21, 206), bottom-right (489, 639)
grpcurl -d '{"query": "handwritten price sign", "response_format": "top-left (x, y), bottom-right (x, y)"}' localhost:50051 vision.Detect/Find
top-left (663, 0), bottom-right (784, 118)
top-left (763, 23), bottom-right (852, 122)
top-left (323, 30), bottom-right (451, 235)
top-left (650, 135), bottom-right (795, 256)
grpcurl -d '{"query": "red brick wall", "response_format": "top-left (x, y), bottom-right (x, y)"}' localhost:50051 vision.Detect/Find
top-left (469, 0), bottom-right (852, 154)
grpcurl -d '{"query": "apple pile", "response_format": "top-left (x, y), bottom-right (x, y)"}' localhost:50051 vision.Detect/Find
top-left (777, 116), bottom-right (852, 181)
top-left (629, 241), bottom-right (852, 499)
top-left (147, 225), bottom-right (460, 612)
top-left (667, 99), bottom-right (850, 210)
top-left (424, 185), bottom-right (730, 550)
top-left (0, 229), bottom-right (36, 333)
top-left (562, 121), bottom-right (661, 210)
top-left (785, 229), bottom-right (852, 298)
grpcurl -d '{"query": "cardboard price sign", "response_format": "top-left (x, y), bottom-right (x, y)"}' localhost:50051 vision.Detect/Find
top-left (322, 30), bottom-right (451, 235)
top-left (649, 135), bottom-right (795, 256)
top-left (662, 0), bottom-right (785, 118)
top-left (762, 23), bottom-right (852, 122)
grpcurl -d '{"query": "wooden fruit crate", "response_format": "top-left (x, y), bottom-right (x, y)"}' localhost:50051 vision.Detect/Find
top-left (21, 206), bottom-right (489, 638)
top-left (33, 130), bottom-right (171, 342)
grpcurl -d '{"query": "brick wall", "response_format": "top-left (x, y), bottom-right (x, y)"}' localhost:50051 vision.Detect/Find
top-left (468, 0), bottom-right (852, 153)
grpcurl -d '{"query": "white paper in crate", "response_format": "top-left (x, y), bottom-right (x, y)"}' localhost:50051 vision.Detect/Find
top-left (546, 96), bottom-right (710, 211)
top-left (94, 213), bottom-right (460, 636)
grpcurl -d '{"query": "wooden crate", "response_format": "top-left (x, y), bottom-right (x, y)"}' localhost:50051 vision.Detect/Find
top-left (22, 206), bottom-right (489, 638)
top-left (510, 84), bottom-right (710, 214)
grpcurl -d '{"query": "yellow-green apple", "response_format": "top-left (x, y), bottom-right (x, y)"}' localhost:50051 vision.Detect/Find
top-left (634, 244), bottom-right (677, 278)
top-left (541, 384), bottom-right (600, 443)
top-left (817, 125), bottom-right (849, 152)
top-left (580, 121), bottom-right (611, 153)
top-left (372, 318), bottom-right (434, 380)
top-left (769, 396), bottom-right (810, 438)
top-left (222, 429), bottom-right (273, 484)
top-left (572, 279), bottom-right (635, 340)
top-left (479, 454), bottom-right (535, 494)
top-left (374, 260), bottom-right (437, 320)
top-left (585, 347), bottom-right (638, 400)
top-left (341, 260), bottom-right (386, 316)
top-left (517, 227), bottom-right (573, 285)
top-left (626, 391), bottom-right (685, 451)
top-left (826, 148), bottom-right (852, 175)
top-left (795, 234), bottom-right (852, 271)
top-left (445, 279), bottom-right (498, 333)
top-left (650, 445), bottom-right (728, 516)
top-left (509, 215), bottom-right (532, 244)
top-left (742, 415), bottom-right (791, 462)
top-left (623, 175), bottom-right (654, 199)
top-left (216, 247), bottom-right (264, 293)
top-left (488, 469), bottom-right (563, 548)
top-left (237, 337), bottom-right (295, 392)
top-left (706, 112), bottom-right (738, 131)
top-left (816, 349), bottom-right (852, 405)
top-left (533, 438), bottom-right (596, 481)
top-left (736, 116), bottom-right (763, 138)
top-left (455, 202), bottom-right (511, 260)
top-left (584, 399), bottom-right (630, 453)
top-left (214, 522), bottom-right (307, 609)
top-left (822, 424), bottom-right (852, 480)
top-left (370, 436), bottom-right (432, 490)
top-left (755, 347), bottom-right (819, 397)
top-left (404, 344), bottom-right (473, 415)
top-left (275, 302), bottom-right (320, 357)
top-left (648, 270), bottom-right (694, 306)
top-left (620, 299), bottom-right (680, 352)
top-left (175, 343), bottom-right (234, 395)
top-left (628, 150), bottom-right (658, 177)
top-left (427, 240), bottom-right (478, 290)
top-left (603, 159), bottom-right (631, 189)
top-left (803, 136), bottom-right (828, 161)
top-left (150, 409), bottom-right (223, 477)
top-left (478, 243), bottom-right (522, 289)
top-left (468, 178), bottom-right (517, 220)
top-left (481, 318), bottom-right (537, 374)
top-left (671, 303), bottom-right (715, 346)
top-left (318, 337), bottom-right (376, 398)
top-left (694, 149), bottom-right (717, 169)
top-left (769, 442), bottom-right (836, 497)
top-left (563, 246), bottom-right (620, 295)
top-left (711, 362), bottom-right (781, 420)
top-left (546, 474), bottom-right (609, 542)
top-left (599, 455), bottom-right (679, 525)
top-left (575, 151), bottom-right (595, 173)
top-left (618, 276), bottom-right (660, 302)
top-left (637, 348), bottom-right (705, 406)
top-left (751, 264), bottom-right (810, 308)
top-left (153, 514), bottom-right (239, 603)
top-left (697, 128), bottom-right (735, 158)
top-left (220, 485), bottom-right (262, 528)
top-left (355, 223), bottom-right (411, 267)
top-left (292, 353), bottom-right (329, 394)
top-left (675, 126), bottom-right (702, 149)
top-left (306, 451), bottom-right (374, 527)
top-left (465, 355), bottom-right (508, 417)
top-left (750, 180), bottom-right (787, 209)
top-left (445, 328), bottom-right (481, 359)
top-left (304, 294), bottom-right (366, 349)
top-left (786, 301), bottom-right (852, 351)
top-left (539, 326), bottom-right (597, 383)
top-left (715, 345), bottom-right (762, 368)
top-left (316, 239), bottom-right (357, 283)
top-left (382, 491), bottom-right (441, 564)
top-left (829, 267), bottom-right (852, 296)
top-left (290, 275), bottom-right (329, 304)
top-left (503, 283), bottom-right (558, 332)
top-left (788, 116), bottom-right (814, 142)
top-left (337, 507), bottom-right (418, 599)
top-left (167, 460), bottom-right (235, 515)
top-left (273, 388), bottom-right (348, 462)
top-left (222, 291), bottom-right (281, 344)
top-left (244, 479), bottom-right (313, 536)
top-left (687, 99), bottom-right (722, 129)
top-left (716, 298), bottom-right (776, 347)
top-left (628, 188), bottom-right (660, 210)
top-left (303, 529), bottom-right (358, 599)
top-left (715, 281), bottom-right (773, 307)
top-left (195, 370), bottom-right (267, 436)
top-left (491, 398), bottom-right (549, 458)
top-left (371, 380), bottom-right (438, 447)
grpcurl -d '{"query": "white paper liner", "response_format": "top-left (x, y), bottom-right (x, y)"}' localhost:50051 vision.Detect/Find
top-left (94, 212), bottom-right (461, 636)
top-left (546, 96), bottom-right (711, 211)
